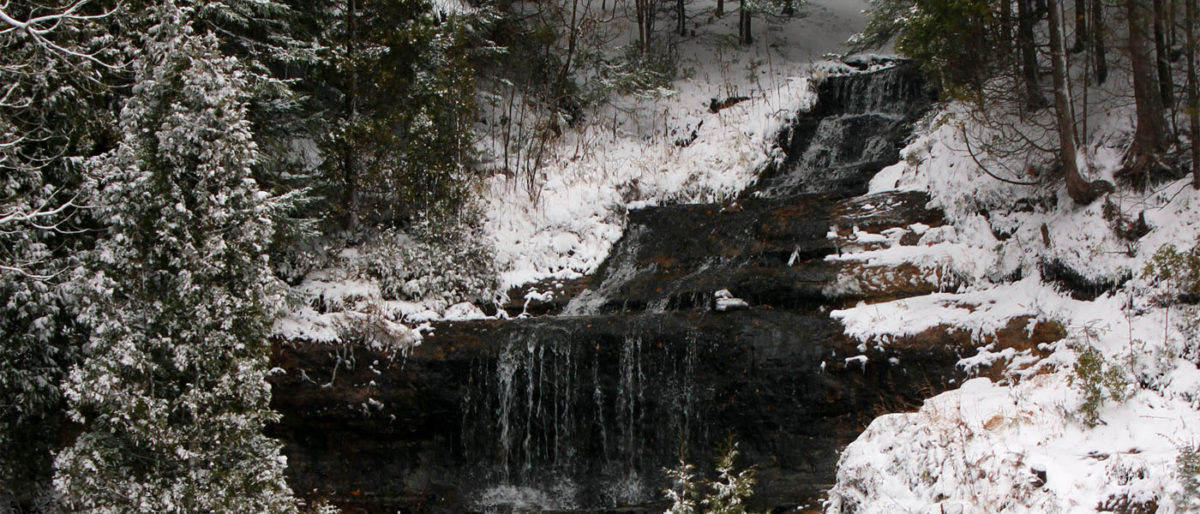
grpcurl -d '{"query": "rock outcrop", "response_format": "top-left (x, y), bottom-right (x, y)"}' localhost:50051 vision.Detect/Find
top-left (268, 60), bottom-right (1052, 512)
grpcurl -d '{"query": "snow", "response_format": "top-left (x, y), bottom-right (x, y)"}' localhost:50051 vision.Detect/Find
top-left (714, 288), bottom-right (749, 312)
top-left (823, 40), bottom-right (1200, 512)
top-left (479, 0), bottom-right (873, 289)
top-left (443, 301), bottom-right (488, 321)
top-left (829, 373), bottom-right (1200, 514)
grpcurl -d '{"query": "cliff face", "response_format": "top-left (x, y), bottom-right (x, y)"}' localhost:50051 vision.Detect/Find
top-left (271, 308), bottom-right (971, 512)
top-left (268, 61), bottom-right (1001, 512)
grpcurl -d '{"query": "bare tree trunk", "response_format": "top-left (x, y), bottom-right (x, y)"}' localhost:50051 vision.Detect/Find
top-left (716, 0), bottom-right (724, 17)
top-left (1049, 0), bottom-right (1107, 203)
top-left (677, 0), bottom-right (685, 36)
top-left (1171, 0), bottom-right (1178, 49)
top-left (636, 0), bottom-right (648, 54)
top-left (1154, 0), bottom-right (1176, 107)
top-left (1188, 0), bottom-right (1200, 188)
top-left (1001, 0), bottom-right (1014, 57)
top-left (1092, 0), bottom-right (1108, 82)
top-left (739, 0), bottom-right (752, 45)
top-left (1072, 0), bottom-right (1086, 52)
top-left (343, 0), bottom-right (360, 232)
top-left (1018, 0), bottom-right (1048, 108)
top-left (557, 0), bottom-right (583, 95)
top-left (1129, 0), bottom-right (1172, 171)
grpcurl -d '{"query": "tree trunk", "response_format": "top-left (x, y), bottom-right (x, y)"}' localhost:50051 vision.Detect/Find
top-left (1091, 0), bottom-right (1107, 83)
top-left (1072, 0), bottom-right (1086, 52)
top-left (343, 0), bottom-right (360, 232)
top-left (1128, 0), bottom-right (1172, 171)
top-left (1049, 0), bottom-right (1107, 203)
top-left (739, 0), bottom-right (752, 45)
top-left (636, 0), bottom-right (652, 54)
top-left (1154, 0), bottom-right (1175, 107)
top-left (1001, 0), bottom-right (1014, 58)
top-left (1188, 0), bottom-right (1200, 188)
top-left (1018, 0), bottom-right (1048, 109)
top-left (716, 0), bottom-right (724, 17)
top-left (677, 0), bottom-right (685, 36)
top-left (557, 0), bottom-right (582, 98)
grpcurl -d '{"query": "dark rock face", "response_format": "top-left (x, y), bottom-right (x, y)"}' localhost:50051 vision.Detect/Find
top-left (271, 312), bottom-right (968, 513)
top-left (270, 61), bottom-right (960, 512)
top-left (567, 190), bottom-right (944, 315)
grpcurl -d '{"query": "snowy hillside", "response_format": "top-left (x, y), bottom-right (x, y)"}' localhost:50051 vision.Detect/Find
top-left (823, 71), bottom-right (1200, 514)
top-left (478, 0), bottom-right (875, 288)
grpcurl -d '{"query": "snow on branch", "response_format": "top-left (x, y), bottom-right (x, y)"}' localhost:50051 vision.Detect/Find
top-left (0, 0), bottom-right (119, 67)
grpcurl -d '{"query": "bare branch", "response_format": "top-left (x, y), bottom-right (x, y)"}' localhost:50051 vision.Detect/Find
top-left (960, 125), bottom-right (1044, 186)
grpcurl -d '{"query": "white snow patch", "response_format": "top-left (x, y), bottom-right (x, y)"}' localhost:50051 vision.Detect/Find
top-left (714, 289), bottom-right (750, 312)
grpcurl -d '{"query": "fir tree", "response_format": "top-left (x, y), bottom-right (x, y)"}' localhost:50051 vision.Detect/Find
top-left (53, 3), bottom-right (295, 511)
top-left (290, 0), bottom-right (479, 231)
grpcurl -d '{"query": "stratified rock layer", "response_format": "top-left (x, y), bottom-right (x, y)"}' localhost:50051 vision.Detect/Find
top-left (269, 61), bottom-right (1023, 512)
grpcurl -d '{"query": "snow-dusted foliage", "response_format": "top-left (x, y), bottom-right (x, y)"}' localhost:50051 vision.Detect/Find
top-left (823, 60), bottom-right (1200, 513)
top-left (703, 443), bottom-right (757, 514)
top-left (356, 216), bottom-right (499, 305)
top-left (0, 0), bottom-right (115, 505)
top-left (272, 214), bottom-right (497, 345)
top-left (52, 4), bottom-right (294, 511)
top-left (662, 443), bottom-right (756, 514)
top-left (664, 458), bottom-right (700, 514)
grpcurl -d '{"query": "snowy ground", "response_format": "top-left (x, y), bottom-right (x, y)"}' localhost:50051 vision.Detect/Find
top-left (822, 90), bottom-right (1200, 512)
top-left (478, 0), bottom-right (873, 288)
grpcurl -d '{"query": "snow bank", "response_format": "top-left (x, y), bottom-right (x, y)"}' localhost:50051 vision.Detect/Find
top-left (826, 60), bottom-right (1200, 512)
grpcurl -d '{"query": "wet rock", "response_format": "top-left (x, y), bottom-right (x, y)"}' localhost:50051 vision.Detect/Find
top-left (271, 310), bottom-right (970, 513)
top-left (270, 61), bottom-right (951, 513)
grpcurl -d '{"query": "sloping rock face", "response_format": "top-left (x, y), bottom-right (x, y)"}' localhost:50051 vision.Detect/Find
top-left (269, 61), bottom-right (985, 512)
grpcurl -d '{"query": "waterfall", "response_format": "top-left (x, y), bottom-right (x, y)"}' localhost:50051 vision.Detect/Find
top-left (757, 60), bottom-right (935, 197)
top-left (459, 320), bottom-right (710, 509)
top-left (271, 61), bottom-right (946, 513)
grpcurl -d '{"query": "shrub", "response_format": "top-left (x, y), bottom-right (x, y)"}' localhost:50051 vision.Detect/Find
top-left (356, 210), bottom-right (499, 306)
top-left (663, 440), bottom-right (757, 514)
top-left (1070, 342), bottom-right (1129, 428)
top-left (1177, 444), bottom-right (1200, 510)
top-left (1144, 242), bottom-right (1200, 301)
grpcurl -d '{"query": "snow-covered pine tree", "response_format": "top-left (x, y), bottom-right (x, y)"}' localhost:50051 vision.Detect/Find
top-left (52, 2), bottom-right (295, 511)
top-left (703, 442), bottom-right (756, 514)
top-left (664, 456), bottom-right (700, 514)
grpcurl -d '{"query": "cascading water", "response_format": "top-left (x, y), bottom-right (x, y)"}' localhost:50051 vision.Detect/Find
top-left (269, 59), bottom-right (954, 513)
top-left (755, 60), bottom-right (931, 197)
top-left (458, 323), bottom-right (707, 510)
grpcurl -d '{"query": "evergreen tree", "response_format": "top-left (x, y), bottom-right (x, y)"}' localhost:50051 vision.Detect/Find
top-left (291, 0), bottom-right (479, 232)
top-left (702, 442), bottom-right (756, 514)
top-left (0, 0), bottom-right (118, 506)
top-left (194, 0), bottom-right (318, 194)
top-left (53, 3), bottom-right (295, 511)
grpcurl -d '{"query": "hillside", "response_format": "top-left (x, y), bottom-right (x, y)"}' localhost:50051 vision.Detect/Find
top-left (4, 0), bottom-right (1200, 510)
